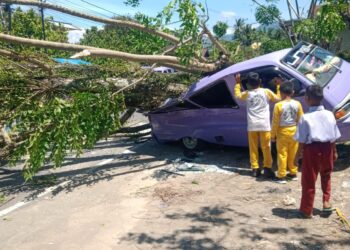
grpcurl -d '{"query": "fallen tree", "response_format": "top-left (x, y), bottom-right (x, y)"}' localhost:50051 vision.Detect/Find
top-left (0, 33), bottom-right (217, 73)
top-left (0, 0), bottom-right (229, 179)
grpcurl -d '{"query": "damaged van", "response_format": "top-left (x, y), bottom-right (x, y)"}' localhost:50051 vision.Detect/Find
top-left (148, 42), bottom-right (350, 149)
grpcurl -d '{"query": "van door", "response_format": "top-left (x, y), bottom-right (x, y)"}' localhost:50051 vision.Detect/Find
top-left (188, 79), bottom-right (248, 146)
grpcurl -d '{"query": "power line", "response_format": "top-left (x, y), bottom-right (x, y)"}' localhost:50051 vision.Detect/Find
top-left (45, 9), bottom-right (101, 28)
top-left (79, 0), bottom-right (120, 17)
top-left (63, 0), bottom-right (112, 18)
top-left (46, 0), bottom-right (110, 19)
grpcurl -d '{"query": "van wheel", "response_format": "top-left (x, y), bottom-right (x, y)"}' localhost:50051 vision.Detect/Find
top-left (182, 137), bottom-right (201, 150)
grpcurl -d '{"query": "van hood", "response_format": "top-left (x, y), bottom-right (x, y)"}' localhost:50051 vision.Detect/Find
top-left (323, 60), bottom-right (350, 107)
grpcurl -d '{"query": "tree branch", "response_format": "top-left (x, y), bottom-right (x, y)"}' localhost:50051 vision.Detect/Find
top-left (0, 48), bottom-right (52, 74)
top-left (0, 0), bottom-right (180, 44)
top-left (201, 24), bottom-right (229, 56)
top-left (0, 33), bottom-right (216, 72)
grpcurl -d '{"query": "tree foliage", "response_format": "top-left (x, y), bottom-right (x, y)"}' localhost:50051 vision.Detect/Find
top-left (295, 0), bottom-right (349, 48)
top-left (213, 21), bottom-right (228, 38)
top-left (79, 15), bottom-right (169, 67)
top-left (0, 7), bottom-right (68, 56)
top-left (254, 2), bottom-right (281, 26)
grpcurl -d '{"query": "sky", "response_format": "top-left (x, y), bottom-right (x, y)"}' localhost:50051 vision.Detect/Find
top-left (19, 0), bottom-right (314, 43)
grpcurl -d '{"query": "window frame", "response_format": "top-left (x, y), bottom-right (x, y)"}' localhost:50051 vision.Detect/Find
top-left (238, 65), bottom-right (304, 96)
top-left (189, 79), bottom-right (239, 109)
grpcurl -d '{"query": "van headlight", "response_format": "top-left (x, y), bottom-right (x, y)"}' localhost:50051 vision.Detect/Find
top-left (335, 101), bottom-right (350, 120)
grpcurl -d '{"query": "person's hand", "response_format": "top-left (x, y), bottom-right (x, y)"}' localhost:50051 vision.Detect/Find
top-left (333, 151), bottom-right (338, 161)
top-left (235, 73), bottom-right (241, 84)
top-left (274, 77), bottom-right (282, 86)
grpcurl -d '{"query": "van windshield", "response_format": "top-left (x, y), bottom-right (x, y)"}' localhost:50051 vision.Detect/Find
top-left (281, 42), bottom-right (342, 87)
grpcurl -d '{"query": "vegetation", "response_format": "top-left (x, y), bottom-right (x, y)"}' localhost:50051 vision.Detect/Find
top-left (213, 21), bottom-right (228, 38)
top-left (0, 7), bottom-right (68, 56)
top-left (295, 0), bottom-right (350, 49)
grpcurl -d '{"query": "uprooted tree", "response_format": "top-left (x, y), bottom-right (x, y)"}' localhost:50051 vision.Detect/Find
top-left (0, 0), bottom-right (232, 179)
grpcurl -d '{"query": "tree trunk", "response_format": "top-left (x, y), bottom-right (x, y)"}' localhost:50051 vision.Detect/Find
top-left (0, 0), bottom-right (180, 43)
top-left (0, 33), bottom-right (217, 73)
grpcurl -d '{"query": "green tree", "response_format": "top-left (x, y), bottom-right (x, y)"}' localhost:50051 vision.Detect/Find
top-left (213, 21), bottom-right (228, 38)
top-left (0, 7), bottom-right (68, 56)
top-left (0, 0), bottom-right (229, 180)
top-left (234, 18), bottom-right (256, 46)
top-left (254, 2), bottom-right (281, 26)
top-left (80, 15), bottom-right (169, 67)
top-left (295, 0), bottom-right (349, 49)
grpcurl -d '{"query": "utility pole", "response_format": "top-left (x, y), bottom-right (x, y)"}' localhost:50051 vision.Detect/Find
top-left (5, 3), bottom-right (11, 33)
top-left (40, 0), bottom-right (46, 40)
top-left (308, 0), bottom-right (317, 18)
top-left (287, 0), bottom-right (294, 28)
top-left (0, 4), bottom-right (6, 29)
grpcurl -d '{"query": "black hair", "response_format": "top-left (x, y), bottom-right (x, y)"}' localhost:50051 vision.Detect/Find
top-left (247, 72), bottom-right (260, 87)
top-left (280, 80), bottom-right (294, 96)
top-left (306, 85), bottom-right (323, 102)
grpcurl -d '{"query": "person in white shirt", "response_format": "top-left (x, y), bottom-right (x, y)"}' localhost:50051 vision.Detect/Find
top-left (234, 72), bottom-right (281, 178)
top-left (294, 85), bottom-right (341, 218)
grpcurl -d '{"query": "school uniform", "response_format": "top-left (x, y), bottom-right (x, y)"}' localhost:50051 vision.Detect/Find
top-left (235, 84), bottom-right (280, 169)
top-left (271, 99), bottom-right (304, 178)
top-left (294, 105), bottom-right (341, 216)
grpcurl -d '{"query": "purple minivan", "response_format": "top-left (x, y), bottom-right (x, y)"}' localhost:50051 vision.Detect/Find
top-left (148, 42), bottom-right (350, 149)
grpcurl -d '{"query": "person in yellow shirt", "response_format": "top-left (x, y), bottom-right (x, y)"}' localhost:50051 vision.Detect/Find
top-left (271, 80), bottom-right (304, 184)
top-left (235, 72), bottom-right (281, 178)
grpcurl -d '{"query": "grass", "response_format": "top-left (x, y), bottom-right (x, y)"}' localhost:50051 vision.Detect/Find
top-left (0, 193), bottom-right (6, 203)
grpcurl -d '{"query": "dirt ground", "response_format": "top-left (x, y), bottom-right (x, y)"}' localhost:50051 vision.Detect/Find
top-left (0, 117), bottom-right (349, 249)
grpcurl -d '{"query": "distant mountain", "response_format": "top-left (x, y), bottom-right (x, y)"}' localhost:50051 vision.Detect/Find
top-left (220, 34), bottom-right (235, 42)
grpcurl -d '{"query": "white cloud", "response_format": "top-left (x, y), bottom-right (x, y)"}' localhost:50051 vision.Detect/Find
top-left (220, 11), bottom-right (236, 20)
top-left (252, 23), bottom-right (260, 29)
top-left (68, 29), bottom-right (86, 44)
top-left (226, 27), bottom-right (235, 35)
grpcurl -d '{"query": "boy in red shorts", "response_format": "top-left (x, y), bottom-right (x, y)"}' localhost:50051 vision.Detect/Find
top-left (294, 85), bottom-right (341, 218)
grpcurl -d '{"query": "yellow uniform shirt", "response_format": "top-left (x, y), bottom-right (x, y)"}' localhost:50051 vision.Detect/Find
top-left (271, 99), bottom-right (304, 139)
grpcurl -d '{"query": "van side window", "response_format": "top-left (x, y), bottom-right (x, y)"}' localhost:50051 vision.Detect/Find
top-left (241, 66), bottom-right (302, 95)
top-left (190, 81), bottom-right (238, 108)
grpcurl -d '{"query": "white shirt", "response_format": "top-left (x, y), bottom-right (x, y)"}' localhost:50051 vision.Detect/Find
top-left (280, 100), bottom-right (300, 127)
top-left (246, 88), bottom-right (270, 131)
top-left (294, 105), bottom-right (341, 144)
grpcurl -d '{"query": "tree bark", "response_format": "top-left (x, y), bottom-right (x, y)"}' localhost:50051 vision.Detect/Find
top-left (0, 0), bottom-right (180, 44)
top-left (202, 24), bottom-right (230, 56)
top-left (0, 33), bottom-right (217, 72)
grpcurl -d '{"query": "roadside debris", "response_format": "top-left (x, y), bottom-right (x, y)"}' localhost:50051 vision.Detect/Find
top-left (283, 195), bottom-right (296, 206)
top-left (176, 163), bottom-right (205, 172)
top-left (160, 170), bottom-right (185, 176)
top-left (335, 208), bottom-right (350, 229)
top-left (341, 180), bottom-right (350, 189)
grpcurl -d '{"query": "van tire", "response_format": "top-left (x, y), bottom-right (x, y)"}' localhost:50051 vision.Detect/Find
top-left (181, 137), bottom-right (202, 150)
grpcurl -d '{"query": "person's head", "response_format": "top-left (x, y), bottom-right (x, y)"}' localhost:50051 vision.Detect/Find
top-left (247, 72), bottom-right (260, 89)
top-left (305, 85), bottom-right (323, 106)
top-left (280, 80), bottom-right (294, 99)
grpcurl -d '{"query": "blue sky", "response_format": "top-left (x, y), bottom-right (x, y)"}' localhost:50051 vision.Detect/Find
top-left (30, 0), bottom-right (313, 42)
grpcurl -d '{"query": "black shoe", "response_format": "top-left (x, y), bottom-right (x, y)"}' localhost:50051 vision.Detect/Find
top-left (286, 174), bottom-right (298, 181)
top-left (252, 168), bottom-right (262, 177)
top-left (263, 167), bottom-right (276, 179)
